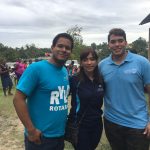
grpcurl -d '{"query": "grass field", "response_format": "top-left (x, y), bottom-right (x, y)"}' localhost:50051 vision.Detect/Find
top-left (0, 82), bottom-right (111, 150)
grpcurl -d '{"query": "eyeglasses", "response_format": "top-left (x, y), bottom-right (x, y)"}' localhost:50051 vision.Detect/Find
top-left (109, 39), bottom-right (125, 44)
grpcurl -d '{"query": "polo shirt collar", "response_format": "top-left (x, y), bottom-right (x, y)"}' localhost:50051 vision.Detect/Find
top-left (107, 50), bottom-right (133, 65)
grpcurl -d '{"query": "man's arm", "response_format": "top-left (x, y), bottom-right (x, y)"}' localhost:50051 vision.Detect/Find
top-left (143, 84), bottom-right (150, 138)
top-left (13, 90), bottom-right (41, 144)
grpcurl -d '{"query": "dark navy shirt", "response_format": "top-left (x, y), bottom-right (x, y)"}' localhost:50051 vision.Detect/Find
top-left (69, 74), bottom-right (104, 127)
top-left (0, 64), bottom-right (9, 79)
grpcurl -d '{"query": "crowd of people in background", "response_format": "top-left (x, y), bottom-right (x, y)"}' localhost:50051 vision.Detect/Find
top-left (66, 60), bottom-right (80, 76)
top-left (0, 57), bottom-right (80, 97)
top-left (0, 58), bottom-right (34, 96)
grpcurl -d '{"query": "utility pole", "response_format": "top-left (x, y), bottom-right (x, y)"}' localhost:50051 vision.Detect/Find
top-left (139, 14), bottom-right (150, 107)
top-left (139, 13), bottom-right (150, 60)
top-left (149, 28), bottom-right (150, 60)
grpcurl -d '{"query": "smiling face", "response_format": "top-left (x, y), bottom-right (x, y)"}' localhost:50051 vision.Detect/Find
top-left (81, 52), bottom-right (97, 75)
top-left (108, 34), bottom-right (127, 58)
top-left (51, 37), bottom-right (72, 66)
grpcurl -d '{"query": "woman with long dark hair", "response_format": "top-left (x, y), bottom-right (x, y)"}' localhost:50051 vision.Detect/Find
top-left (68, 48), bottom-right (104, 150)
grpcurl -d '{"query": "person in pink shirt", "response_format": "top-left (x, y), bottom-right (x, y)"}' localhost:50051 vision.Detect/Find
top-left (23, 60), bottom-right (28, 69)
top-left (15, 59), bottom-right (25, 82)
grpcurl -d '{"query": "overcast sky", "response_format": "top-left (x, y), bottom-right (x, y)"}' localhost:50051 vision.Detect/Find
top-left (0, 0), bottom-right (150, 48)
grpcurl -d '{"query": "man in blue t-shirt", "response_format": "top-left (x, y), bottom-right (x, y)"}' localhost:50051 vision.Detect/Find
top-left (13, 33), bottom-right (74, 150)
top-left (99, 28), bottom-right (150, 150)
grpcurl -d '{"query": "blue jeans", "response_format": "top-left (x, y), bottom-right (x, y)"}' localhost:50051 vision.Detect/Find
top-left (104, 118), bottom-right (150, 150)
top-left (25, 135), bottom-right (64, 150)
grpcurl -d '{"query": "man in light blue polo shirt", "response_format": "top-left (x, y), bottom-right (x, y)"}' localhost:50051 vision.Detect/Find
top-left (99, 28), bottom-right (150, 150)
top-left (13, 33), bottom-right (74, 150)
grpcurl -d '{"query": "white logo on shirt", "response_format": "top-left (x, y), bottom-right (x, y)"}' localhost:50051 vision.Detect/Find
top-left (124, 68), bottom-right (137, 74)
top-left (49, 85), bottom-right (70, 111)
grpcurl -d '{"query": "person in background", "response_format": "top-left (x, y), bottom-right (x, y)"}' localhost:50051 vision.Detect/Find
top-left (13, 33), bottom-right (74, 150)
top-left (67, 60), bottom-right (74, 76)
top-left (23, 60), bottom-right (28, 69)
top-left (99, 28), bottom-right (150, 150)
top-left (14, 59), bottom-right (25, 83)
top-left (28, 59), bottom-right (33, 66)
top-left (68, 48), bottom-right (104, 150)
top-left (72, 65), bottom-right (79, 75)
top-left (0, 59), bottom-right (13, 96)
top-left (9, 65), bottom-right (17, 86)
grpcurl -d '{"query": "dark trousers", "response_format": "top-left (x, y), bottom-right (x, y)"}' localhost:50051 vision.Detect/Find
top-left (25, 135), bottom-right (64, 150)
top-left (76, 118), bottom-right (103, 150)
top-left (104, 118), bottom-right (150, 150)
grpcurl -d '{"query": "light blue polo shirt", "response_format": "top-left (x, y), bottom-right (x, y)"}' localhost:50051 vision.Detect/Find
top-left (17, 60), bottom-right (70, 137)
top-left (99, 51), bottom-right (150, 129)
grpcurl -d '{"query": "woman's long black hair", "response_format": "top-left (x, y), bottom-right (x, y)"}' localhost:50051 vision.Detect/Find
top-left (77, 48), bottom-right (103, 84)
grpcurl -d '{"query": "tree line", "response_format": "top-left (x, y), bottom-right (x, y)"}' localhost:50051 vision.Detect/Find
top-left (0, 26), bottom-right (148, 62)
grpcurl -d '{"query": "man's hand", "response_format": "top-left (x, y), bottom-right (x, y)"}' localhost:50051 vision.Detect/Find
top-left (28, 128), bottom-right (42, 144)
top-left (143, 122), bottom-right (150, 138)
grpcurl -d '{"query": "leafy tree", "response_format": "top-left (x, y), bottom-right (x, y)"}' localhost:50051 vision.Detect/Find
top-left (131, 37), bottom-right (148, 58)
top-left (97, 42), bottom-right (110, 60)
top-left (0, 35), bottom-right (148, 62)
top-left (67, 25), bottom-right (86, 60)
top-left (67, 25), bottom-right (83, 45)
top-left (91, 43), bottom-right (97, 51)
top-left (0, 42), bottom-right (51, 62)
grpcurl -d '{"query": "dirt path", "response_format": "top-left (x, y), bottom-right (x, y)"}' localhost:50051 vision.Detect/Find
top-left (0, 115), bottom-right (24, 150)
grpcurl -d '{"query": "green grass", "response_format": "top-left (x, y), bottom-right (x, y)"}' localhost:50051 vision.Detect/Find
top-left (0, 84), bottom-right (24, 149)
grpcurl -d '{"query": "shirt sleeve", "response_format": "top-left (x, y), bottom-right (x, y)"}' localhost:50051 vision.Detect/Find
top-left (141, 58), bottom-right (150, 85)
top-left (16, 64), bottom-right (39, 96)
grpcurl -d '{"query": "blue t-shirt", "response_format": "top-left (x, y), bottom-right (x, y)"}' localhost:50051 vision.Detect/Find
top-left (17, 60), bottom-right (70, 137)
top-left (99, 51), bottom-right (150, 129)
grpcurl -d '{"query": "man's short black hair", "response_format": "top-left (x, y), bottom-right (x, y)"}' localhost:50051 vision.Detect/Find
top-left (108, 28), bottom-right (126, 42)
top-left (52, 33), bottom-right (74, 50)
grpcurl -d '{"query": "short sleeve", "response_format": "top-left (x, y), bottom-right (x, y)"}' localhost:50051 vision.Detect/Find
top-left (16, 64), bottom-right (39, 96)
